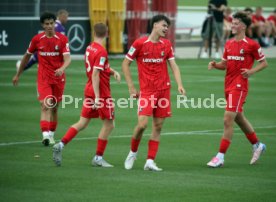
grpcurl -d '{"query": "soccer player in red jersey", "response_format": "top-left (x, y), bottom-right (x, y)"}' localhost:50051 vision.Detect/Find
top-left (53, 23), bottom-right (121, 167)
top-left (122, 15), bottom-right (186, 171)
top-left (207, 12), bottom-right (268, 168)
top-left (12, 12), bottom-right (71, 146)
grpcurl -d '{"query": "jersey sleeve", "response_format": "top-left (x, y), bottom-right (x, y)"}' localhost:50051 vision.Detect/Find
top-left (252, 42), bottom-right (265, 61)
top-left (93, 50), bottom-right (107, 71)
top-left (167, 40), bottom-right (175, 60)
top-left (27, 36), bottom-right (38, 54)
top-left (125, 39), bottom-right (141, 61)
top-left (61, 36), bottom-right (70, 55)
top-left (222, 42), bottom-right (229, 61)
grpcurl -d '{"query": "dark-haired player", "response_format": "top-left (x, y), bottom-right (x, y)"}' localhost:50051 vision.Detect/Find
top-left (13, 11), bottom-right (71, 146)
top-left (207, 11), bottom-right (268, 168)
top-left (122, 15), bottom-right (186, 171)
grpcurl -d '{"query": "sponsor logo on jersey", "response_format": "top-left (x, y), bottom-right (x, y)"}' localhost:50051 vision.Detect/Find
top-left (55, 45), bottom-right (59, 51)
top-left (227, 56), bottom-right (244, 61)
top-left (100, 57), bottom-right (106, 65)
top-left (143, 58), bottom-right (164, 63)
top-left (40, 52), bottom-right (60, 56)
top-left (128, 46), bottom-right (136, 56)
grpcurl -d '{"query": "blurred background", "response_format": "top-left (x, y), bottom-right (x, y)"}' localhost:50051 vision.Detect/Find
top-left (0, 0), bottom-right (275, 58)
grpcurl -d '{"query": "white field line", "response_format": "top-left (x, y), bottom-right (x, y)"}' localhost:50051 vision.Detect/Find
top-left (0, 125), bottom-right (275, 147)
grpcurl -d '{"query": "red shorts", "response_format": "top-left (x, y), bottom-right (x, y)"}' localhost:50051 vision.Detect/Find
top-left (138, 89), bottom-right (171, 118)
top-left (81, 96), bottom-right (115, 120)
top-left (225, 90), bottom-right (248, 113)
top-left (37, 81), bottom-right (65, 102)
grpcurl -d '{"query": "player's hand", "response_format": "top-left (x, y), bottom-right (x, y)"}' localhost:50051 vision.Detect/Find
top-left (178, 86), bottom-right (186, 96)
top-left (55, 67), bottom-right (65, 76)
top-left (129, 86), bottom-right (139, 98)
top-left (12, 75), bottom-right (19, 86)
top-left (113, 71), bottom-right (121, 83)
top-left (93, 97), bottom-right (101, 109)
top-left (241, 68), bottom-right (253, 78)
top-left (208, 61), bottom-right (216, 70)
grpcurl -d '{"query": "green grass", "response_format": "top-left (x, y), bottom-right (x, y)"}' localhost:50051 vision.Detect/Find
top-left (179, 0), bottom-right (276, 7)
top-left (0, 58), bottom-right (276, 201)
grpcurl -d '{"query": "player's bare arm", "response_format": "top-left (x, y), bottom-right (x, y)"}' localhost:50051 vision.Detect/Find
top-left (55, 54), bottom-right (71, 76)
top-left (122, 58), bottom-right (138, 97)
top-left (110, 68), bottom-right (121, 83)
top-left (12, 53), bottom-right (32, 86)
top-left (241, 59), bottom-right (268, 78)
top-left (208, 60), bottom-right (227, 70)
top-left (92, 68), bottom-right (101, 108)
top-left (168, 59), bottom-right (186, 95)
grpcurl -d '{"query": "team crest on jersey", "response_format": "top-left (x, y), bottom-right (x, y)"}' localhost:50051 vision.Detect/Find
top-left (240, 49), bottom-right (244, 55)
top-left (55, 45), bottom-right (59, 51)
top-left (161, 51), bottom-right (164, 56)
top-left (100, 57), bottom-right (106, 65)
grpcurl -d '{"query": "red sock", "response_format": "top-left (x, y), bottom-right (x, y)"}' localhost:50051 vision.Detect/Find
top-left (49, 121), bottom-right (57, 132)
top-left (61, 127), bottom-right (78, 145)
top-left (219, 138), bottom-right (231, 153)
top-left (96, 138), bottom-right (108, 156)
top-left (245, 132), bottom-right (259, 144)
top-left (131, 137), bottom-right (141, 152)
top-left (147, 140), bottom-right (159, 160)
top-left (40, 120), bottom-right (49, 132)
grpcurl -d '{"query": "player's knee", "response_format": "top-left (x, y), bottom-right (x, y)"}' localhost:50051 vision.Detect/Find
top-left (137, 122), bottom-right (148, 131)
top-left (41, 103), bottom-right (49, 111)
top-left (224, 117), bottom-right (233, 128)
top-left (153, 122), bottom-right (163, 132)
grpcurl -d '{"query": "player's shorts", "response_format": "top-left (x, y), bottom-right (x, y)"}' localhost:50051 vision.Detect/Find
top-left (37, 81), bottom-right (65, 103)
top-left (225, 90), bottom-right (248, 113)
top-left (81, 96), bottom-right (115, 120)
top-left (138, 89), bottom-right (171, 118)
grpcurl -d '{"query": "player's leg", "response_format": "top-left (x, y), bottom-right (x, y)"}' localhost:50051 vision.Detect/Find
top-left (48, 83), bottom-right (64, 144)
top-left (144, 117), bottom-right (165, 171)
top-left (91, 119), bottom-right (115, 167)
top-left (40, 100), bottom-right (52, 146)
top-left (53, 116), bottom-right (91, 166)
top-left (207, 111), bottom-right (237, 168)
top-left (124, 115), bottom-right (149, 170)
top-left (235, 112), bottom-right (266, 164)
top-left (38, 82), bottom-right (54, 146)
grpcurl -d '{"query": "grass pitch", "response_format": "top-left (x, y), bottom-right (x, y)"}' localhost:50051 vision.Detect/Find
top-left (0, 58), bottom-right (275, 201)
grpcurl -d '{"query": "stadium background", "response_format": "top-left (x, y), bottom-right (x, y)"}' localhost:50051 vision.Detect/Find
top-left (0, 1), bottom-right (275, 201)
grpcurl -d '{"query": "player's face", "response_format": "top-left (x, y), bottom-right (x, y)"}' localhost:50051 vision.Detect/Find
top-left (42, 19), bottom-right (55, 35)
top-left (154, 20), bottom-right (169, 37)
top-left (231, 18), bottom-right (246, 35)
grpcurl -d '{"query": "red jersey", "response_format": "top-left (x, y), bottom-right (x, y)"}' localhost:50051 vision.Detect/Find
top-left (222, 37), bottom-right (265, 92)
top-left (252, 15), bottom-right (266, 23)
top-left (267, 15), bottom-right (276, 25)
top-left (27, 32), bottom-right (70, 84)
top-left (84, 42), bottom-right (111, 98)
top-left (126, 36), bottom-right (174, 92)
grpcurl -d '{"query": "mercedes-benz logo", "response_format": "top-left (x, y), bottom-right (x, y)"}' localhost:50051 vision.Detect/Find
top-left (68, 24), bottom-right (86, 52)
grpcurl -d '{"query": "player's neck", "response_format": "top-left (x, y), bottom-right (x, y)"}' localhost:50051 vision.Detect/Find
top-left (234, 32), bottom-right (246, 41)
top-left (45, 31), bottom-right (55, 38)
top-left (148, 33), bottom-right (160, 43)
top-left (94, 37), bottom-right (105, 46)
